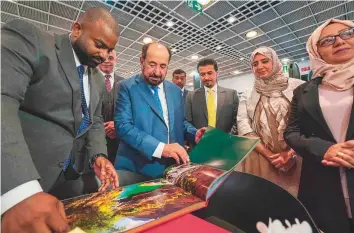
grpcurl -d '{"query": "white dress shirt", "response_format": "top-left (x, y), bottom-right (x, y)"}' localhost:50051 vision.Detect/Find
top-left (181, 87), bottom-right (185, 96)
top-left (100, 70), bottom-right (115, 90)
top-left (204, 85), bottom-right (218, 107)
top-left (151, 83), bottom-right (170, 158)
top-left (1, 43), bottom-right (90, 215)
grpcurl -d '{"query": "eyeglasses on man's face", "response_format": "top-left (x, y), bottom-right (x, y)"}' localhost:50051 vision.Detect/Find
top-left (318, 27), bottom-right (354, 47)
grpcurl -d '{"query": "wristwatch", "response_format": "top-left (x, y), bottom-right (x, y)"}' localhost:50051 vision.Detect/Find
top-left (89, 153), bottom-right (108, 169)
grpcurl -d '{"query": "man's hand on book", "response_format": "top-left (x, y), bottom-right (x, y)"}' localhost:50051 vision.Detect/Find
top-left (162, 143), bottom-right (190, 164)
top-left (93, 157), bottom-right (119, 192)
top-left (195, 127), bottom-right (207, 143)
top-left (1, 192), bottom-right (70, 233)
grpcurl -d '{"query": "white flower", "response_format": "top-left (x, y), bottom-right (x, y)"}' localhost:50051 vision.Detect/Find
top-left (256, 218), bottom-right (312, 233)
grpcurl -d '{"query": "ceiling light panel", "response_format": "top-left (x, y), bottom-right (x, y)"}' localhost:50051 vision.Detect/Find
top-left (2, 0), bottom-right (349, 80)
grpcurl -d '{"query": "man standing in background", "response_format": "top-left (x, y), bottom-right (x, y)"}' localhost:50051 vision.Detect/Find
top-left (185, 58), bottom-right (239, 134)
top-left (98, 50), bottom-right (124, 164)
top-left (172, 69), bottom-right (189, 103)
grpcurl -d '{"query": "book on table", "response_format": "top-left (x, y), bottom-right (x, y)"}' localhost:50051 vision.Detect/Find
top-left (64, 127), bottom-right (259, 233)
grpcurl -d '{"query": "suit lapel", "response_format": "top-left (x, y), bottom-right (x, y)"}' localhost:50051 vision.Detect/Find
top-left (183, 89), bottom-right (188, 102)
top-left (216, 86), bottom-right (226, 124)
top-left (135, 75), bottom-right (165, 124)
top-left (55, 34), bottom-right (81, 134)
top-left (196, 88), bottom-right (208, 120)
top-left (302, 79), bottom-right (335, 141)
top-left (88, 69), bottom-right (100, 120)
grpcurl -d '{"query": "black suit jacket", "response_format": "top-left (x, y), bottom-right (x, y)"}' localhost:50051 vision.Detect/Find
top-left (1, 19), bottom-right (107, 193)
top-left (284, 78), bottom-right (354, 233)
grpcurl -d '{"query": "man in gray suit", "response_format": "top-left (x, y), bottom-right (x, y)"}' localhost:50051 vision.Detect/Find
top-left (1, 8), bottom-right (119, 233)
top-left (185, 58), bottom-right (239, 133)
top-left (172, 69), bottom-right (189, 103)
top-left (98, 50), bottom-right (124, 164)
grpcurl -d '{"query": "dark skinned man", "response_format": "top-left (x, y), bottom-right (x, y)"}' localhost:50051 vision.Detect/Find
top-left (1, 7), bottom-right (120, 233)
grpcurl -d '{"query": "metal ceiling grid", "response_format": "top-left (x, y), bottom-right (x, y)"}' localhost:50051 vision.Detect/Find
top-left (1, 0), bottom-right (353, 82)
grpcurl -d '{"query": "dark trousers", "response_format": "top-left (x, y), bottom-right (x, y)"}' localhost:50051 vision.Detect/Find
top-left (48, 170), bottom-right (151, 200)
top-left (107, 137), bottom-right (119, 164)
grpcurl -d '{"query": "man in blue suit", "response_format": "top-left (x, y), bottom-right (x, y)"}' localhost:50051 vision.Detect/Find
top-left (114, 42), bottom-right (206, 178)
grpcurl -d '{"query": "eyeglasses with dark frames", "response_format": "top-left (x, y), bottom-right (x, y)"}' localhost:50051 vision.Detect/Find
top-left (317, 27), bottom-right (354, 47)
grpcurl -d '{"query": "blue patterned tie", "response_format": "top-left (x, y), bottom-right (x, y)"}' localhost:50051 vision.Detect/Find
top-left (63, 65), bottom-right (91, 172)
top-left (151, 85), bottom-right (163, 115)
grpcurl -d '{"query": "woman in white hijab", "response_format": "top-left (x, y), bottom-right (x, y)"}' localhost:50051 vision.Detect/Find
top-left (233, 46), bottom-right (304, 197)
top-left (284, 19), bottom-right (354, 233)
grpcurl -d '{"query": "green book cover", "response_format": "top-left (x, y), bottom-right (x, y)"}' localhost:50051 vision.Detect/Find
top-left (190, 127), bottom-right (259, 171)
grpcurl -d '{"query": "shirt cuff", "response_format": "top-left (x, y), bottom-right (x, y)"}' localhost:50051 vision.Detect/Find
top-left (1, 180), bottom-right (43, 215)
top-left (152, 142), bottom-right (165, 159)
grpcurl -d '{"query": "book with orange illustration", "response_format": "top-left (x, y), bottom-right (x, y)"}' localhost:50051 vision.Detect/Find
top-left (63, 127), bottom-right (259, 233)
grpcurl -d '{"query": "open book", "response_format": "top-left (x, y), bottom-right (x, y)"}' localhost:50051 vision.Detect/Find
top-left (64, 127), bottom-right (259, 233)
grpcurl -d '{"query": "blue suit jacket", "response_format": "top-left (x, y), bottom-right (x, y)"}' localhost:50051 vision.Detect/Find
top-left (114, 74), bottom-right (197, 178)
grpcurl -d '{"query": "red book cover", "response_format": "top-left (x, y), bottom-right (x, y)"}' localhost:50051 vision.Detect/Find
top-left (141, 214), bottom-right (230, 233)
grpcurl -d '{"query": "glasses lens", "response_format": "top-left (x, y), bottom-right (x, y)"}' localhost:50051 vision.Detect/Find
top-left (319, 37), bottom-right (335, 47)
top-left (340, 28), bottom-right (354, 40)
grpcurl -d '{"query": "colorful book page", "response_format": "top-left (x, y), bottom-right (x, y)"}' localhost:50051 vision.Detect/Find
top-left (63, 180), bottom-right (205, 233)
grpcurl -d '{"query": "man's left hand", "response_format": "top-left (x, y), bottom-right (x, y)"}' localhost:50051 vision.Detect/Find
top-left (195, 127), bottom-right (207, 143)
top-left (104, 121), bottom-right (116, 139)
top-left (93, 157), bottom-right (119, 192)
